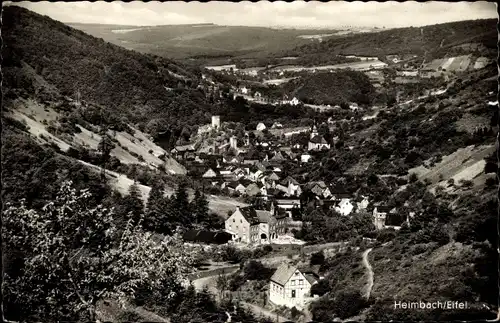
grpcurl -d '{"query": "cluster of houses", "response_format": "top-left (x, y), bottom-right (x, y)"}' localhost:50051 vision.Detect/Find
top-left (176, 115), bottom-right (412, 248)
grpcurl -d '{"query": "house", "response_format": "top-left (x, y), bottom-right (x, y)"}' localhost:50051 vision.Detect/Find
top-left (335, 198), bottom-right (354, 216)
top-left (276, 184), bottom-right (290, 195)
top-left (245, 183), bottom-right (262, 197)
top-left (280, 176), bottom-right (302, 197)
top-left (308, 125), bottom-right (330, 151)
top-left (182, 230), bottom-right (232, 245)
top-left (211, 115), bottom-right (221, 129)
top-left (269, 263), bottom-right (317, 309)
top-left (273, 199), bottom-right (301, 217)
top-left (301, 154), bottom-right (312, 163)
top-left (290, 97), bottom-right (300, 106)
top-left (270, 151), bottom-right (287, 163)
top-left (240, 86), bottom-right (249, 95)
top-left (202, 168), bottom-right (218, 179)
top-left (218, 142), bottom-right (230, 153)
top-left (225, 206), bottom-right (288, 244)
top-left (356, 196), bottom-right (370, 211)
top-left (256, 122), bottom-right (267, 131)
top-left (223, 181), bottom-right (247, 195)
top-left (171, 144), bottom-right (196, 160)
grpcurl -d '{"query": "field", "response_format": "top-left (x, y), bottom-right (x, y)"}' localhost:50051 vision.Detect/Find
top-left (423, 55), bottom-right (490, 72)
top-left (268, 60), bottom-right (388, 73)
top-left (409, 144), bottom-right (495, 189)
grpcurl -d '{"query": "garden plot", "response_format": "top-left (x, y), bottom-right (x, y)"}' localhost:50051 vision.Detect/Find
top-left (446, 55), bottom-right (471, 72)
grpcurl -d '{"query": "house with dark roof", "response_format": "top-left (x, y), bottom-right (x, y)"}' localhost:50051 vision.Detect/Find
top-left (269, 263), bottom-right (318, 309)
top-left (245, 183), bottom-right (262, 197)
top-left (182, 230), bottom-right (232, 245)
top-left (279, 176), bottom-right (302, 197)
top-left (172, 144), bottom-right (196, 160)
top-left (307, 125), bottom-right (330, 151)
top-left (225, 206), bottom-right (288, 244)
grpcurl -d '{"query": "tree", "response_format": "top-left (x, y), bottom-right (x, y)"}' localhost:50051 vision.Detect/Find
top-left (97, 134), bottom-right (114, 165)
top-left (191, 190), bottom-right (210, 228)
top-left (310, 251), bottom-right (326, 266)
top-left (2, 181), bottom-right (195, 322)
top-left (144, 180), bottom-right (166, 231)
top-left (126, 182), bottom-right (144, 224)
top-left (171, 181), bottom-right (192, 228)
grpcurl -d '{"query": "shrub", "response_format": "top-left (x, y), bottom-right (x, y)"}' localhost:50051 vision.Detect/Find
top-left (409, 173), bottom-right (418, 183)
top-left (310, 279), bottom-right (330, 297)
top-left (310, 251), bottom-right (326, 266)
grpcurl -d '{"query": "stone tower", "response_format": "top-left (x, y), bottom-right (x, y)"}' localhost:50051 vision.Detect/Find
top-left (211, 115), bottom-right (221, 129)
top-left (230, 136), bottom-right (238, 150)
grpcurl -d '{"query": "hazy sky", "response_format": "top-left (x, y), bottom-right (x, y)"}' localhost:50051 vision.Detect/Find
top-left (8, 1), bottom-right (498, 29)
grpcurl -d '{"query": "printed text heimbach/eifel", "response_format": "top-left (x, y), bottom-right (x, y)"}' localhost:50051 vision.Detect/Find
top-left (394, 301), bottom-right (469, 310)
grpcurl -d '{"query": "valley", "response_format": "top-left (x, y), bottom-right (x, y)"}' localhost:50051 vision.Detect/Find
top-left (2, 3), bottom-right (498, 323)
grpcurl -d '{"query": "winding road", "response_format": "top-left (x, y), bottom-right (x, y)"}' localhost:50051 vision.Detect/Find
top-left (362, 248), bottom-right (374, 300)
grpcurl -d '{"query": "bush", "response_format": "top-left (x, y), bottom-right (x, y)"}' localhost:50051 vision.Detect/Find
top-left (310, 251), bottom-right (326, 266)
top-left (310, 279), bottom-right (330, 297)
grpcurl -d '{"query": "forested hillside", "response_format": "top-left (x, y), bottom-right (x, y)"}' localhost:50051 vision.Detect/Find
top-left (2, 6), bottom-right (211, 142)
top-left (285, 19), bottom-right (497, 60)
top-left (283, 71), bottom-right (376, 106)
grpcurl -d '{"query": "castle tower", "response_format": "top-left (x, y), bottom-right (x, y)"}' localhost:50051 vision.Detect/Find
top-left (230, 136), bottom-right (238, 150)
top-left (373, 213), bottom-right (386, 230)
top-left (211, 115), bottom-right (221, 129)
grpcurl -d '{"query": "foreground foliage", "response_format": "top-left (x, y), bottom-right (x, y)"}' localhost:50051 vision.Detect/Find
top-left (3, 181), bottom-right (195, 322)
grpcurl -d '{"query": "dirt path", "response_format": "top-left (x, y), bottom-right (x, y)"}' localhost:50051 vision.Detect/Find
top-left (362, 248), bottom-right (374, 299)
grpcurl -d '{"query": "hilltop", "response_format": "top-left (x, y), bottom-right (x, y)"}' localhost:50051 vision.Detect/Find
top-left (67, 22), bottom-right (343, 63)
top-left (281, 19), bottom-right (497, 65)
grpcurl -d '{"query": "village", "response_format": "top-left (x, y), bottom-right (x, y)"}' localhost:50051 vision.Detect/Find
top-left (3, 3), bottom-right (497, 322)
top-left (175, 111), bottom-right (414, 316)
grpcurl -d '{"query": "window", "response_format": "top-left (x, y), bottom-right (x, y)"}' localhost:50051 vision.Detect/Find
top-left (291, 280), bottom-right (295, 286)
top-left (240, 219), bottom-right (242, 223)
top-left (299, 279), bottom-right (304, 285)
top-left (291, 290), bottom-right (296, 298)
top-left (233, 218), bottom-right (235, 222)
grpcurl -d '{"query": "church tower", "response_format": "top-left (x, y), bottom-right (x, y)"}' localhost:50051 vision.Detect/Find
top-left (310, 124), bottom-right (318, 139)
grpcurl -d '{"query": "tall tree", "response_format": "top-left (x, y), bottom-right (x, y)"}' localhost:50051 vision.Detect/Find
top-left (144, 180), bottom-right (166, 231)
top-left (127, 182), bottom-right (144, 224)
top-left (191, 189), bottom-right (209, 227)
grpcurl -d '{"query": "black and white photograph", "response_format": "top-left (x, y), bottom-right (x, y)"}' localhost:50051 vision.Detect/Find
top-left (1, 1), bottom-right (498, 322)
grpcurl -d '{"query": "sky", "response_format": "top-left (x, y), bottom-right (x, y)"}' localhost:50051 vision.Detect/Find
top-left (7, 1), bottom-right (498, 29)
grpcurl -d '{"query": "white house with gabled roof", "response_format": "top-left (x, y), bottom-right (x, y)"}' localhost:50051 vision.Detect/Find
top-left (269, 263), bottom-right (317, 309)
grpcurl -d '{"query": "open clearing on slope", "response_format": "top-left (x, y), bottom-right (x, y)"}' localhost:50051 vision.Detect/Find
top-left (409, 144), bottom-right (494, 188)
top-left (9, 98), bottom-right (186, 175)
